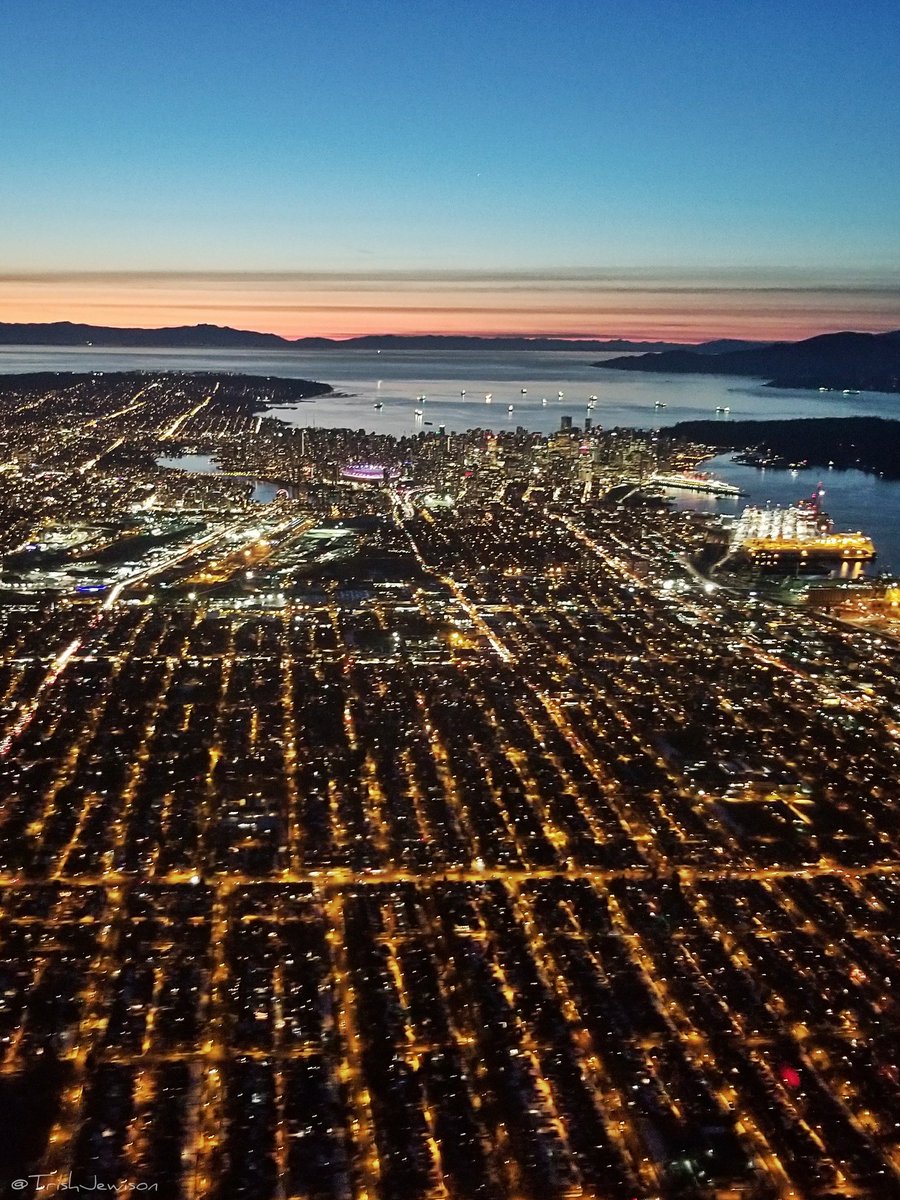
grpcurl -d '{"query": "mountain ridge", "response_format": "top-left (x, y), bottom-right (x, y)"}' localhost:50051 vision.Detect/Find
top-left (596, 330), bottom-right (900, 393)
top-left (0, 321), bottom-right (768, 354)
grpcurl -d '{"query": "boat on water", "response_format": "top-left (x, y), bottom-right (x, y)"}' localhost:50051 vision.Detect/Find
top-left (715, 405), bottom-right (731, 414)
top-left (655, 400), bottom-right (667, 409)
top-left (653, 470), bottom-right (746, 497)
top-left (843, 389), bottom-right (860, 395)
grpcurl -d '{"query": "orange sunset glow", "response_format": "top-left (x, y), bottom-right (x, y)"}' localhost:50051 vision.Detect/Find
top-left (2, 270), bottom-right (898, 343)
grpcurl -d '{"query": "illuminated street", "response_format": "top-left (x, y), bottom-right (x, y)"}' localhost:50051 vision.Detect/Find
top-left (0, 373), bottom-right (899, 1198)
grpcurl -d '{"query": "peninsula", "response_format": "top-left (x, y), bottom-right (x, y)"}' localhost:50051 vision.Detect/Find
top-left (666, 415), bottom-right (900, 479)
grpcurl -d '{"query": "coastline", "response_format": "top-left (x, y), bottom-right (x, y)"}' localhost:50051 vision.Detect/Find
top-left (665, 415), bottom-right (900, 482)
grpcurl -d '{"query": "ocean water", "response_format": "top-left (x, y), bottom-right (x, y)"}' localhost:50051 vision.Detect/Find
top-left (5, 345), bottom-right (898, 570)
top-left (2, 345), bottom-right (898, 436)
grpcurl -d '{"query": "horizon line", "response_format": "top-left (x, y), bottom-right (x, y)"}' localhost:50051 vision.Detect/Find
top-left (1, 317), bottom-right (897, 346)
top-left (3, 268), bottom-right (897, 343)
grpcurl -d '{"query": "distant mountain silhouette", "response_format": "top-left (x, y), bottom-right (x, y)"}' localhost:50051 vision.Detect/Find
top-left (0, 321), bottom-right (290, 349)
top-left (689, 338), bottom-right (775, 355)
top-left (0, 321), bottom-right (769, 354)
top-left (597, 330), bottom-right (900, 393)
top-left (287, 334), bottom-right (689, 351)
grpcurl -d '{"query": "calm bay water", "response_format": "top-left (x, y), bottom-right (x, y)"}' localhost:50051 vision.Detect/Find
top-left (3, 345), bottom-right (898, 434)
top-left (156, 453), bottom-right (281, 503)
top-left (4, 345), bottom-right (898, 571)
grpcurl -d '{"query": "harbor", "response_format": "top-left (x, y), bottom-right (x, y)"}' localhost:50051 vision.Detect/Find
top-left (729, 491), bottom-right (877, 573)
top-left (650, 469), bottom-right (746, 497)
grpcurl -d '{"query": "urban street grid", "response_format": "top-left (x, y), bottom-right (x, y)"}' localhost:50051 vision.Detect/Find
top-left (0, 374), bottom-right (899, 1198)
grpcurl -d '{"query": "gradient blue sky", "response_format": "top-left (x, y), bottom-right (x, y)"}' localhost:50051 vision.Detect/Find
top-left (1, 0), bottom-right (899, 337)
